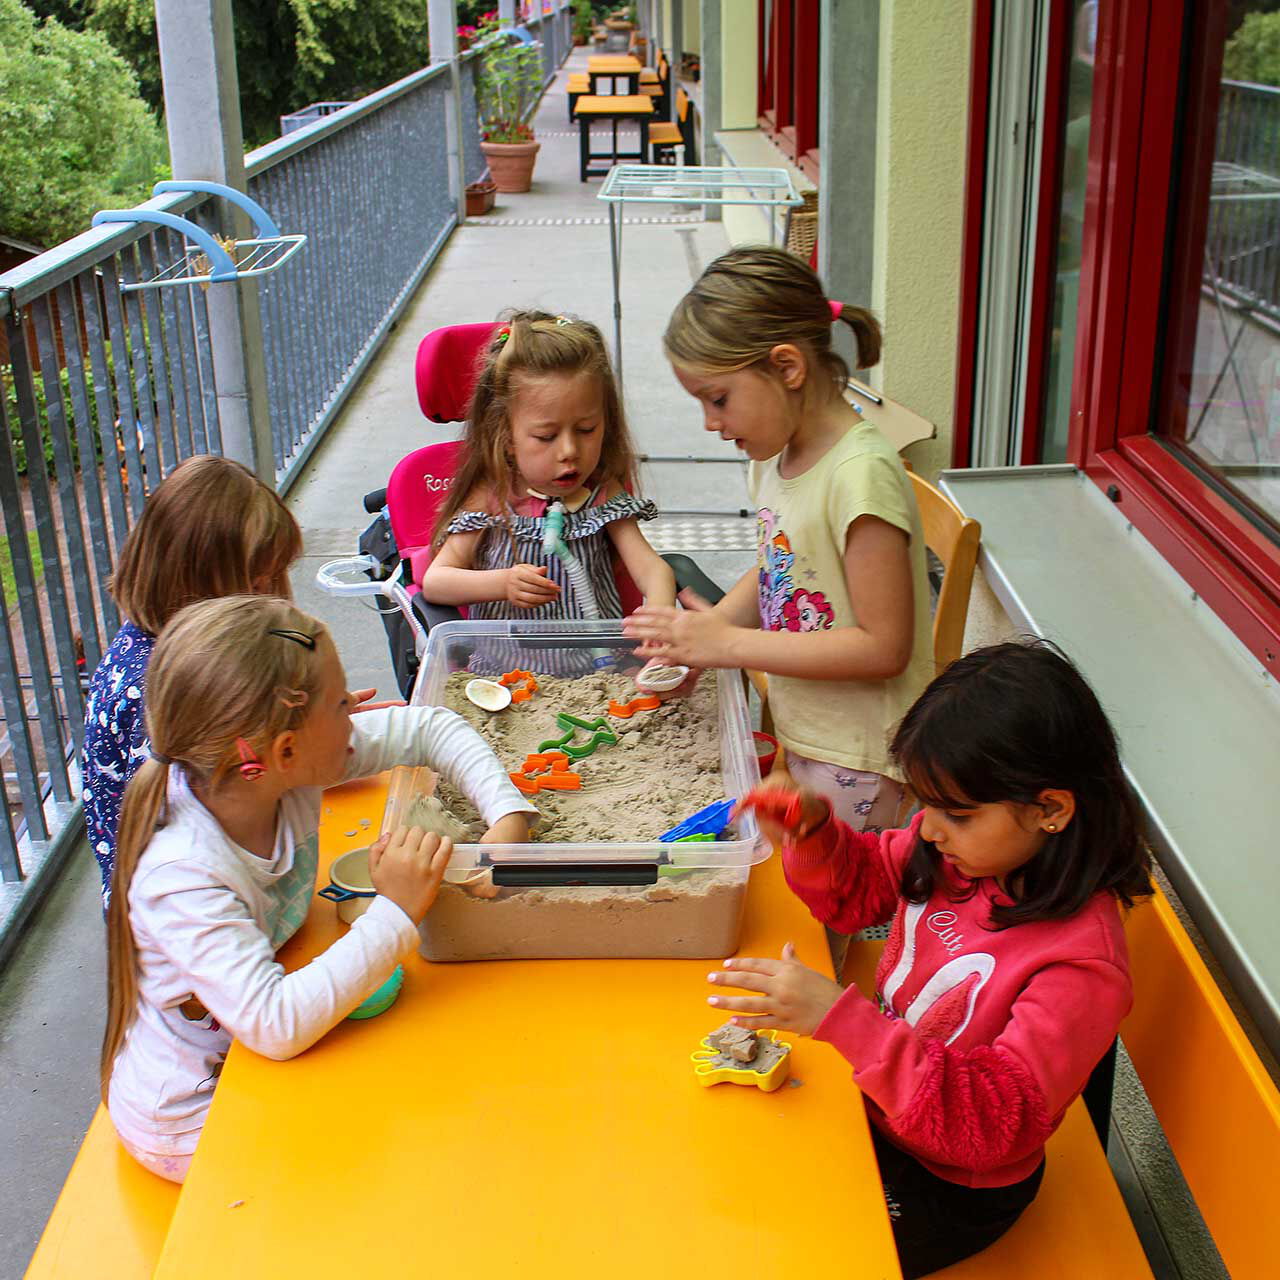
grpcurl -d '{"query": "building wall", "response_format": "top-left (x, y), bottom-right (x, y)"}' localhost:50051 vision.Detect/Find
top-left (685, 0), bottom-right (700, 48)
top-left (869, 0), bottom-right (973, 480)
top-left (720, 0), bottom-right (758, 128)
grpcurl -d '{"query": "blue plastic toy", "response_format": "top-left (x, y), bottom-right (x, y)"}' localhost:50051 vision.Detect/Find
top-left (347, 965), bottom-right (404, 1020)
top-left (659, 798), bottom-right (736, 844)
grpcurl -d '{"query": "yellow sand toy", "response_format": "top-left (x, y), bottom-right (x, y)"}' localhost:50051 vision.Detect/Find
top-left (691, 1024), bottom-right (792, 1092)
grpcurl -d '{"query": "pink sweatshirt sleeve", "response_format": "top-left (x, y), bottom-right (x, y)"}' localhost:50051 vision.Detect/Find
top-left (780, 815), bottom-right (918, 935)
top-left (813, 956), bottom-right (1131, 1173)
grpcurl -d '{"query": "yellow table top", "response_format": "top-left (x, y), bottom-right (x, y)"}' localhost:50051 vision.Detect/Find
top-left (575, 94), bottom-right (654, 116)
top-left (154, 776), bottom-right (901, 1279)
top-left (588, 54), bottom-right (642, 72)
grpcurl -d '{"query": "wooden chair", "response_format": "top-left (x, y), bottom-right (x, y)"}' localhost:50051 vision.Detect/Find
top-left (909, 470), bottom-right (981, 675)
top-left (649, 88), bottom-right (693, 164)
top-left (640, 53), bottom-right (668, 117)
top-left (747, 469), bottom-right (982, 737)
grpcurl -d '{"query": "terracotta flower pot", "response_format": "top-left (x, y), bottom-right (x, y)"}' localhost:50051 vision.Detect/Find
top-left (480, 139), bottom-right (541, 193)
top-left (465, 180), bottom-right (496, 216)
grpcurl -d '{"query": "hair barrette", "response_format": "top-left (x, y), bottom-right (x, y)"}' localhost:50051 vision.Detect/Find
top-left (235, 737), bottom-right (266, 782)
top-left (554, 314), bottom-right (571, 327)
top-left (267, 628), bottom-right (316, 650)
top-left (275, 686), bottom-right (309, 710)
top-left (494, 325), bottom-right (511, 347)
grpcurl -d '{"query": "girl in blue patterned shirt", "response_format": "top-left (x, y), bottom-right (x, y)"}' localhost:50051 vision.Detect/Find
top-left (82, 455), bottom-right (302, 907)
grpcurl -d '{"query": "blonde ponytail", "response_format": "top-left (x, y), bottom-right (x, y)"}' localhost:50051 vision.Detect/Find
top-left (100, 758), bottom-right (169, 1101)
top-left (99, 595), bottom-right (331, 1102)
top-left (664, 245), bottom-right (883, 396)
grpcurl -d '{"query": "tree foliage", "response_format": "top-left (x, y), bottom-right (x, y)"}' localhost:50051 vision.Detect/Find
top-left (0, 0), bottom-right (165, 247)
top-left (88, 0), bottom-right (430, 147)
top-left (1224, 11), bottom-right (1280, 87)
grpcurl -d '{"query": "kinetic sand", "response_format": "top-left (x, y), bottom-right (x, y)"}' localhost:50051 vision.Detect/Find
top-left (435, 669), bottom-right (724, 842)
top-left (410, 669), bottom-right (749, 962)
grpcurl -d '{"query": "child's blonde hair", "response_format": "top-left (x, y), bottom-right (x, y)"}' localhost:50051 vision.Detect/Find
top-left (664, 246), bottom-right (882, 398)
top-left (100, 596), bottom-right (332, 1100)
top-left (111, 455), bottom-right (303, 635)
top-left (432, 310), bottom-right (639, 548)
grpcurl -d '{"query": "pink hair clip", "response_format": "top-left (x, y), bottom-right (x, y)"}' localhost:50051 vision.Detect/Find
top-left (828, 299), bottom-right (844, 321)
top-left (235, 737), bottom-right (266, 782)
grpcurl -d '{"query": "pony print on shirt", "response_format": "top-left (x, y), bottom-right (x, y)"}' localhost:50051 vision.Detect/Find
top-left (877, 901), bottom-right (996, 1046)
top-left (756, 507), bottom-right (836, 634)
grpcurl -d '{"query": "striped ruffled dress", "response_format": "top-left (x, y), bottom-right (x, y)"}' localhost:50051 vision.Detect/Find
top-left (444, 489), bottom-right (658, 676)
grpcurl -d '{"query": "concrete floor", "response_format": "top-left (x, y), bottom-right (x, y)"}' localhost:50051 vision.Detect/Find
top-left (0, 49), bottom-right (753, 1276)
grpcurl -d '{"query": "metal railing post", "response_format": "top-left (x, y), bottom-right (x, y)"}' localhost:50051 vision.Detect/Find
top-left (154, 0), bottom-right (274, 481)
top-left (429, 0), bottom-right (468, 223)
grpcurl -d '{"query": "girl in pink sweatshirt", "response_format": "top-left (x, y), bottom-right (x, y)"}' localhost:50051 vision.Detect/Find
top-left (712, 641), bottom-right (1152, 1278)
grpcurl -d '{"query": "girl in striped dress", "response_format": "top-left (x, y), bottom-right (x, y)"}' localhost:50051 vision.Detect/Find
top-left (420, 312), bottom-right (674, 675)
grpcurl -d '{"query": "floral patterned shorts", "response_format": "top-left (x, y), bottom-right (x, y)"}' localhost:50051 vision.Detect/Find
top-left (783, 752), bottom-right (903, 833)
top-left (119, 1135), bottom-right (192, 1184)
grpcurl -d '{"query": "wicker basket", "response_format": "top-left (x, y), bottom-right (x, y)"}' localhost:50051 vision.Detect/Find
top-left (785, 189), bottom-right (819, 261)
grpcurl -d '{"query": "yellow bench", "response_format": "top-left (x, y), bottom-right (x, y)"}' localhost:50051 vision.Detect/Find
top-left (567, 71), bottom-right (589, 122)
top-left (25, 1106), bottom-right (179, 1279)
top-left (843, 882), bottom-right (1280, 1277)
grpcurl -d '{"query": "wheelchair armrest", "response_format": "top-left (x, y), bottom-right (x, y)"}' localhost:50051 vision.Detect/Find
top-left (409, 592), bottom-right (464, 634)
top-left (662, 554), bottom-right (725, 606)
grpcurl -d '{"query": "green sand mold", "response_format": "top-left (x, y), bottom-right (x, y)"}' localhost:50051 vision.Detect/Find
top-left (537, 712), bottom-right (618, 760)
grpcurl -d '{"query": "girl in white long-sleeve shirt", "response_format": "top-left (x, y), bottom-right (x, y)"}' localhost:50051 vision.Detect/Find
top-left (101, 595), bottom-right (536, 1181)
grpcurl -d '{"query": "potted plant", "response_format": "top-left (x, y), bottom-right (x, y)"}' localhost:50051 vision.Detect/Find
top-left (476, 32), bottom-right (544, 193)
top-left (465, 178), bottom-right (497, 215)
top-left (572, 0), bottom-right (592, 46)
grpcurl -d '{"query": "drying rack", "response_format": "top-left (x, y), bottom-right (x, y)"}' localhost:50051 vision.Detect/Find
top-left (596, 164), bottom-right (803, 379)
top-left (91, 179), bottom-right (306, 292)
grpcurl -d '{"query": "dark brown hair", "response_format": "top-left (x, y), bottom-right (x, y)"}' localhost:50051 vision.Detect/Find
top-left (432, 311), bottom-right (639, 548)
top-left (111, 455), bottom-right (302, 634)
top-left (663, 246), bottom-right (882, 397)
top-left (892, 639), bottom-right (1153, 929)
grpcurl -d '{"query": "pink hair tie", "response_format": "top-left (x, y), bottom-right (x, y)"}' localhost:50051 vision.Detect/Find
top-left (828, 300), bottom-right (844, 321)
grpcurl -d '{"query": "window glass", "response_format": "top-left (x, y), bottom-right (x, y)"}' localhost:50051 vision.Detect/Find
top-left (1159, 1), bottom-right (1280, 538)
top-left (1039, 0), bottom-right (1096, 463)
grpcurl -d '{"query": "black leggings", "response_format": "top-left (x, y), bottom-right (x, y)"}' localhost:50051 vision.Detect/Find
top-left (871, 1127), bottom-right (1045, 1279)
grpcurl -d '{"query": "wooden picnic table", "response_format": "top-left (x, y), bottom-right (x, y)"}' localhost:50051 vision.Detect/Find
top-left (587, 53), bottom-right (642, 95)
top-left (151, 774), bottom-right (902, 1279)
top-left (575, 94), bottom-right (654, 181)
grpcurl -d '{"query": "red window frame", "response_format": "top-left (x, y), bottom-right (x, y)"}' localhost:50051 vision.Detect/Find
top-left (1068, 0), bottom-right (1280, 669)
top-left (757, 0), bottom-right (821, 181)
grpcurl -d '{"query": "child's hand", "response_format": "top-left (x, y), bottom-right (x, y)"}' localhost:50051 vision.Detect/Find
top-left (506, 564), bottom-right (561, 609)
top-left (735, 783), bottom-right (829, 845)
top-left (706, 943), bottom-right (843, 1035)
top-left (368, 826), bottom-right (453, 924)
top-left (623, 605), bottom-right (735, 667)
top-left (480, 812), bottom-right (531, 845)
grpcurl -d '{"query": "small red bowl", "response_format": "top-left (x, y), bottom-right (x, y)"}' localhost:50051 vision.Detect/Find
top-left (753, 731), bottom-right (779, 778)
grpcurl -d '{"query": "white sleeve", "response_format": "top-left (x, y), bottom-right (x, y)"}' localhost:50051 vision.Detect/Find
top-left (343, 704), bottom-right (536, 826)
top-left (133, 861), bottom-right (418, 1061)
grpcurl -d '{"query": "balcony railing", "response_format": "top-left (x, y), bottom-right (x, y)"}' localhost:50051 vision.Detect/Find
top-left (0, 18), bottom-right (569, 911)
top-left (1209, 80), bottom-right (1280, 326)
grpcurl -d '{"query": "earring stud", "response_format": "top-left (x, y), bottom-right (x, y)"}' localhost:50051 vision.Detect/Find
top-left (1046, 823), bottom-right (1058, 833)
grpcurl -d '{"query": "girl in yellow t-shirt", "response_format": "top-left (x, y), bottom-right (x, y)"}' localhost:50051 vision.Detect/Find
top-left (625, 246), bottom-right (933, 836)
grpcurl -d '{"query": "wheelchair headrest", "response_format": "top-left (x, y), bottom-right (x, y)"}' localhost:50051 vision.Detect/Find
top-left (414, 322), bottom-right (501, 422)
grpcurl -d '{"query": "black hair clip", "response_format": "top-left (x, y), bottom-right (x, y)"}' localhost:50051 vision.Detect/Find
top-left (267, 628), bottom-right (317, 650)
